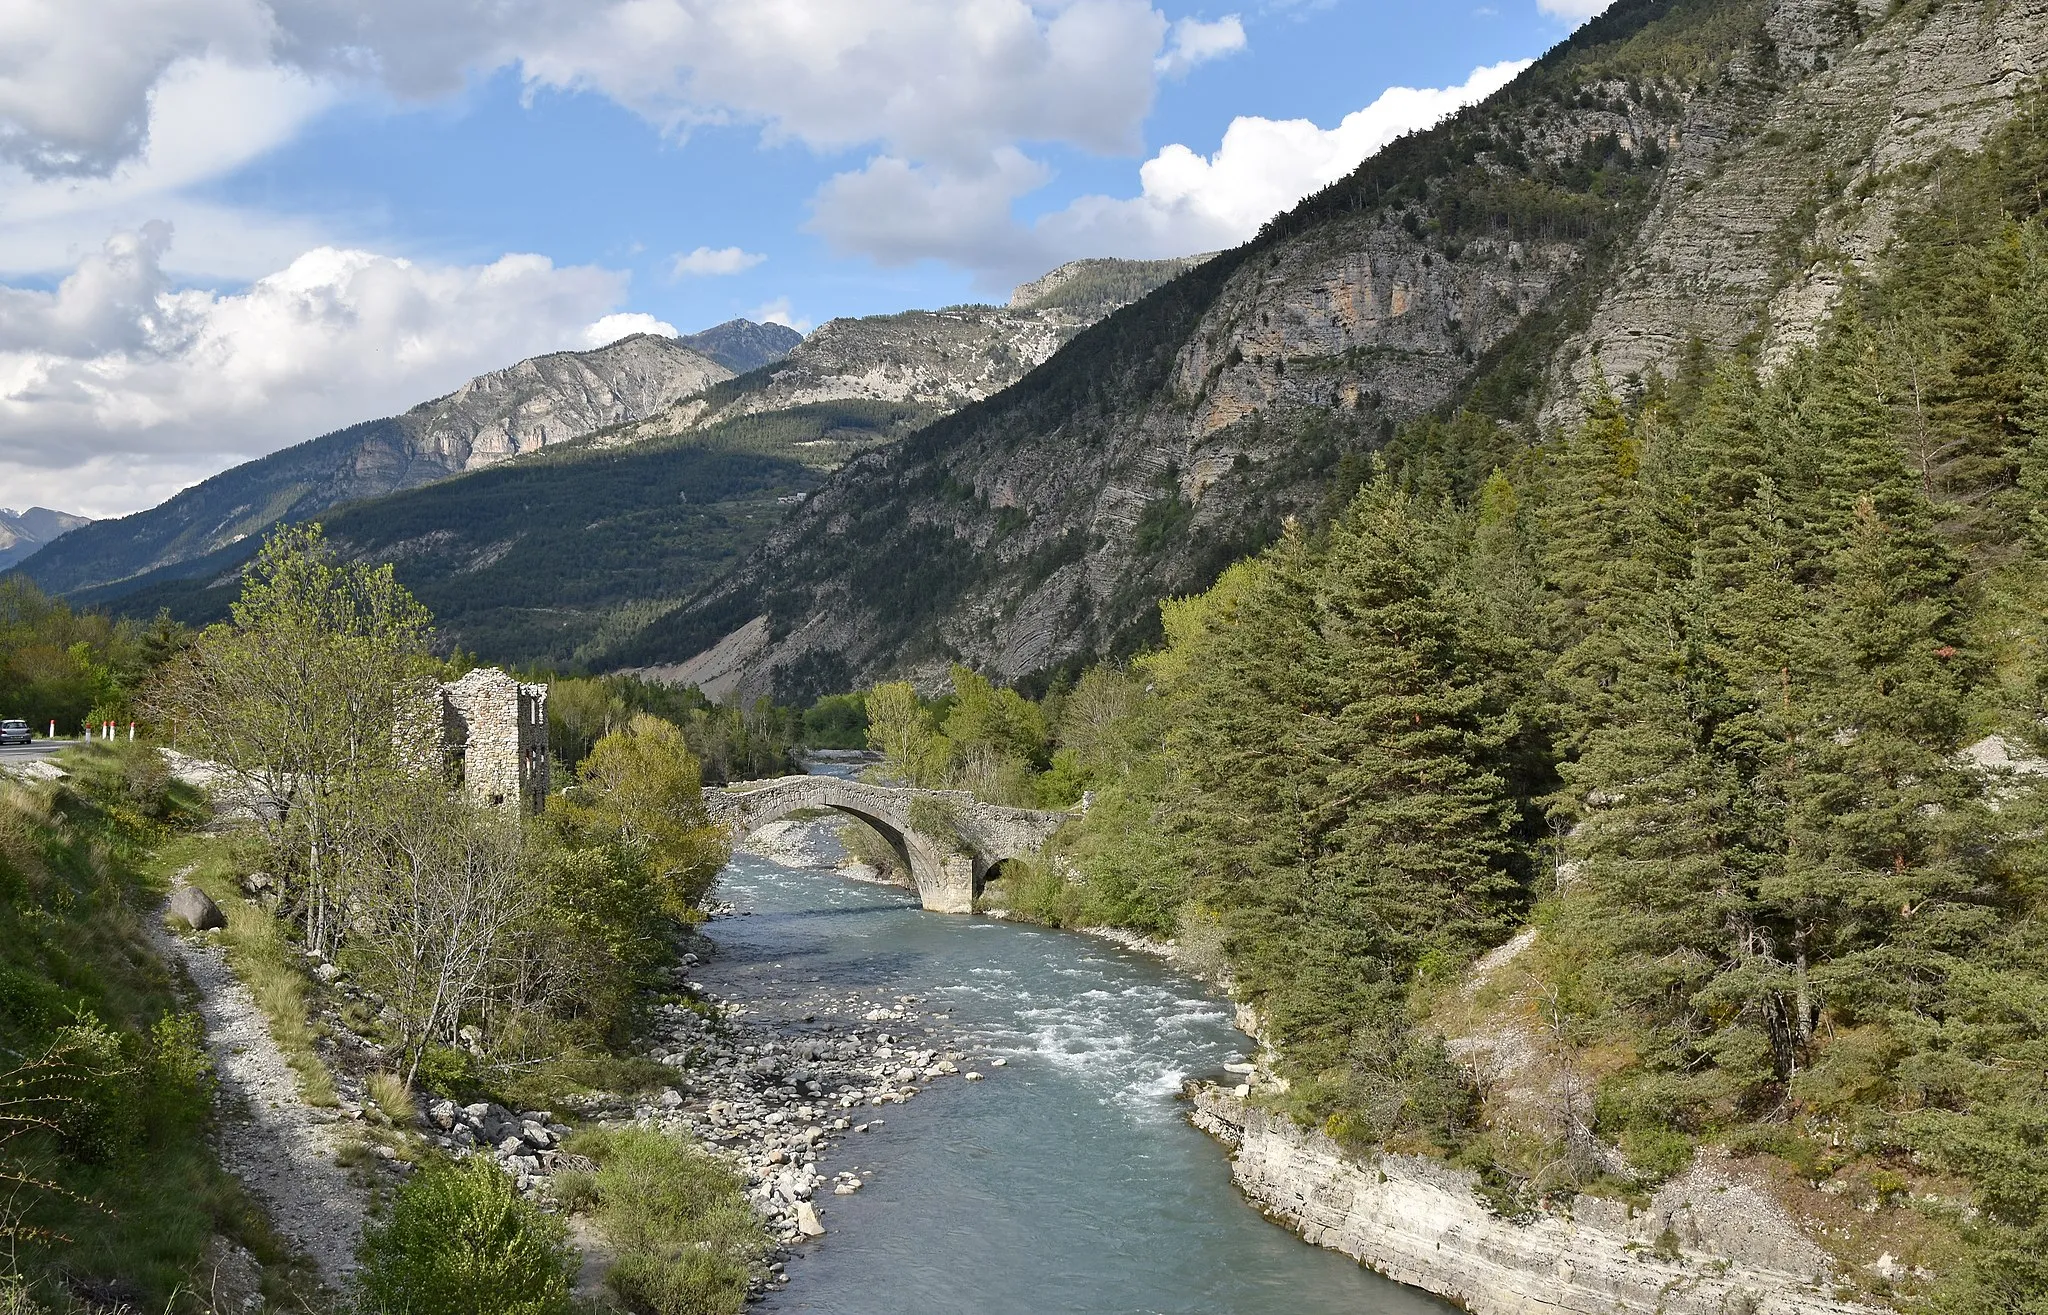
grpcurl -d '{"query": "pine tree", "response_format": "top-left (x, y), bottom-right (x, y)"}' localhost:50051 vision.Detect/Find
top-left (1766, 497), bottom-right (1981, 1034)
top-left (1174, 483), bottom-right (1521, 1122)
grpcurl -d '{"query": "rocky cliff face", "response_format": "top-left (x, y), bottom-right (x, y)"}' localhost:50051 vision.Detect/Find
top-left (401, 333), bottom-right (731, 472)
top-left (16, 333), bottom-right (734, 595)
top-left (1548, 0), bottom-right (2048, 412)
top-left (620, 0), bottom-right (2048, 700)
top-left (586, 258), bottom-right (1205, 457)
top-left (1192, 1087), bottom-right (1886, 1315)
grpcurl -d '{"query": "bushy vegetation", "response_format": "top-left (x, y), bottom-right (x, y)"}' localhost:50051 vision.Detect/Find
top-left (547, 674), bottom-right (796, 784)
top-left (0, 579), bottom-right (188, 733)
top-left (864, 667), bottom-right (1058, 807)
top-left (565, 1127), bottom-right (768, 1315)
top-left (148, 526), bottom-right (735, 1085)
top-left (355, 1158), bottom-right (576, 1315)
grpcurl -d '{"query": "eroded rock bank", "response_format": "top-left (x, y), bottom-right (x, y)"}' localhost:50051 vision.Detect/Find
top-left (1189, 1086), bottom-right (1885, 1315)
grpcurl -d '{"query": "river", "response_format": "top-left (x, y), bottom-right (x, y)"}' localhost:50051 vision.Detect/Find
top-left (696, 834), bottom-right (1452, 1314)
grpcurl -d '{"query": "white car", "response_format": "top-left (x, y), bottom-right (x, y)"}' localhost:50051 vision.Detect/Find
top-left (0, 720), bottom-right (31, 746)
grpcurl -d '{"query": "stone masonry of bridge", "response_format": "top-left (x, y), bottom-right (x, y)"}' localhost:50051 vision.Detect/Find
top-left (702, 776), bottom-right (1069, 913)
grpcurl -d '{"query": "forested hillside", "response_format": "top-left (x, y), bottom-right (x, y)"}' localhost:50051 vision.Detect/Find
top-left (943, 93), bottom-right (2048, 1311)
top-left (632, 0), bottom-right (2048, 703)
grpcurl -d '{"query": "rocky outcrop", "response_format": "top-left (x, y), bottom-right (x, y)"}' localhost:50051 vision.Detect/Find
top-left (1011, 255), bottom-right (1217, 314)
top-left (402, 333), bottom-right (729, 471)
top-left (679, 318), bottom-right (804, 374)
top-left (1191, 1087), bottom-right (1887, 1315)
top-left (1549, 0), bottom-right (2048, 412)
top-left (582, 257), bottom-right (1211, 463)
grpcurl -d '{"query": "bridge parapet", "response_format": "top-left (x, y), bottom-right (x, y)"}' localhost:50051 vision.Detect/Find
top-left (704, 775), bottom-right (1069, 913)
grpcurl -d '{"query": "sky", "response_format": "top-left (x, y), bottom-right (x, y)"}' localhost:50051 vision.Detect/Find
top-left (0, 0), bottom-right (1614, 519)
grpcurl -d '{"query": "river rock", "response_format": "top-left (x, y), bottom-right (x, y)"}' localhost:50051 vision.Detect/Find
top-left (167, 887), bottom-right (226, 932)
top-left (796, 1202), bottom-right (825, 1237)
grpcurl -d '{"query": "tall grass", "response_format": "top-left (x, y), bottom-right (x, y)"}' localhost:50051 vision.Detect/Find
top-left (566, 1127), bottom-right (768, 1315)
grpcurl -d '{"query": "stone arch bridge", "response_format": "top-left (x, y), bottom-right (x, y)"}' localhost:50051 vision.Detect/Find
top-left (703, 776), bottom-right (1070, 913)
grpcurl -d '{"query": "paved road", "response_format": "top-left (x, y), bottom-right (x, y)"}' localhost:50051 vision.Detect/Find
top-left (0, 740), bottom-right (73, 762)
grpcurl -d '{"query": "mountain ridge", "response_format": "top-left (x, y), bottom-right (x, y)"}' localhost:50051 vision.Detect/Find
top-left (12, 331), bottom-right (743, 596)
top-left (616, 0), bottom-right (2048, 702)
top-left (0, 507), bottom-right (90, 573)
top-left (69, 258), bottom-right (1211, 665)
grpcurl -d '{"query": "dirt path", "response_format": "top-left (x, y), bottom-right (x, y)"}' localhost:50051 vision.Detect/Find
top-left (154, 879), bottom-right (370, 1293)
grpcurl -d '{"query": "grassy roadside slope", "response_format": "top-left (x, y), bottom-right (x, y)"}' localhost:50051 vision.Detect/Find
top-left (0, 745), bottom-right (310, 1311)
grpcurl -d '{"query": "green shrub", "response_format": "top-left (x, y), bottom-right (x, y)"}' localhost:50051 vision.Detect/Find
top-left (140, 1012), bottom-right (212, 1136)
top-left (410, 1045), bottom-right (480, 1100)
top-left (1618, 1126), bottom-right (1694, 1180)
top-left (571, 1128), bottom-right (766, 1315)
top-left (47, 1015), bottom-right (140, 1163)
top-left (355, 1159), bottom-right (575, 1315)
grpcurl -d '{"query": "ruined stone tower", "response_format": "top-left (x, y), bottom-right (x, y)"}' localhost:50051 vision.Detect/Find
top-left (398, 668), bottom-right (550, 813)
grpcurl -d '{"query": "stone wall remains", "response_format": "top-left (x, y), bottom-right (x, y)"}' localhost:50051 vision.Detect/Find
top-left (396, 668), bottom-right (550, 813)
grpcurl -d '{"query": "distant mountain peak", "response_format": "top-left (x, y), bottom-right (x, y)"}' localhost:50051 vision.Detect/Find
top-left (679, 319), bottom-right (804, 374)
top-left (14, 334), bottom-right (733, 595)
top-left (0, 506), bottom-right (91, 572)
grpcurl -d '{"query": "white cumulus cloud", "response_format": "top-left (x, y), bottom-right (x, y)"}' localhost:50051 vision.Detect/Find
top-left (1155, 15), bottom-right (1245, 78)
top-left (584, 312), bottom-right (679, 346)
top-left (748, 296), bottom-right (812, 334)
top-left (0, 54), bottom-right (341, 280)
top-left (1538, 0), bottom-right (1615, 21)
top-left (806, 57), bottom-right (1533, 286)
top-left (669, 245), bottom-right (766, 277)
top-left (0, 226), bottom-right (642, 516)
top-left (809, 148), bottom-right (1051, 268)
top-left (0, 0), bottom-right (1195, 179)
top-left (1036, 58), bottom-right (1531, 259)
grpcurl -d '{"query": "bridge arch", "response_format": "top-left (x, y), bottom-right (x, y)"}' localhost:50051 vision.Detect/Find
top-left (702, 775), bottom-right (1068, 914)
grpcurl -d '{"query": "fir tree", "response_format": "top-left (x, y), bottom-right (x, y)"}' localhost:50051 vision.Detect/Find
top-left (1767, 497), bottom-right (1981, 1034)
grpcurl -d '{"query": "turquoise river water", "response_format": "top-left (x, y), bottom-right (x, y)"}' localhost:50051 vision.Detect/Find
top-left (697, 842), bottom-right (1453, 1315)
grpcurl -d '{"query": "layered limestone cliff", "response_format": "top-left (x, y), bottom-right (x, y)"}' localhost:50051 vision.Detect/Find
top-left (404, 333), bottom-right (731, 471)
top-left (1191, 1087), bottom-right (1886, 1315)
top-left (612, 68), bottom-right (1681, 691)
top-left (1550, 0), bottom-right (2048, 411)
